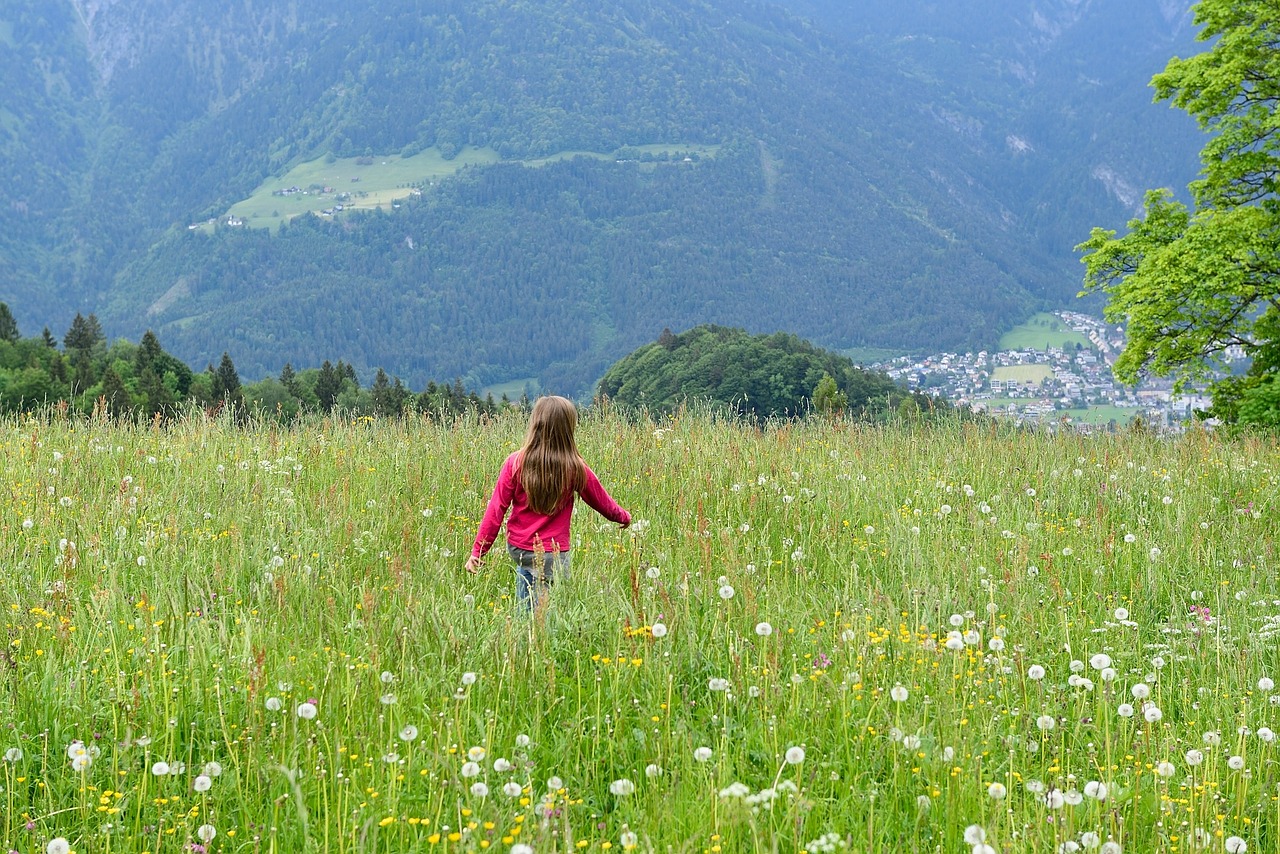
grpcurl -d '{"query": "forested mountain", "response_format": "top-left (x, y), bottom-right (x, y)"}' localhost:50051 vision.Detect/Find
top-left (1, 0), bottom-right (1202, 394)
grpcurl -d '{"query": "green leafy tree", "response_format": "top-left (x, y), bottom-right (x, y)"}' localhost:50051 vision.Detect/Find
top-left (812, 372), bottom-right (848, 416)
top-left (1078, 0), bottom-right (1280, 422)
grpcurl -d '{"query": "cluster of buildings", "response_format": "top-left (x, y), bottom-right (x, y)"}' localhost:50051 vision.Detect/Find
top-left (875, 311), bottom-right (1223, 430)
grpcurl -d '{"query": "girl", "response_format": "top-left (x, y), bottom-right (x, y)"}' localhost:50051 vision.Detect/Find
top-left (466, 396), bottom-right (630, 609)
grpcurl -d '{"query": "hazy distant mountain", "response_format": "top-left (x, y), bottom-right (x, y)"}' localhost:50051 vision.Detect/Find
top-left (0, 0), bottom-right (1201, 392)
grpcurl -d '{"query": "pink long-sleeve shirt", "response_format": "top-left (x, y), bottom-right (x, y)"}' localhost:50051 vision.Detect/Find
top-left (471, 452), bottom-right (631, 558)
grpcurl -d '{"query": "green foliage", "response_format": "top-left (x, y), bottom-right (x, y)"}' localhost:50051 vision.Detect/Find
top-left (1079, 0), bottom-right (1280, 423)
top-left (597, 324), bottom-right (920, 420)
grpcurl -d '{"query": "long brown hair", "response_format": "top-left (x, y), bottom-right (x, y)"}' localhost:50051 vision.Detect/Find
top-left (518, 395), bottom-right (587, 514)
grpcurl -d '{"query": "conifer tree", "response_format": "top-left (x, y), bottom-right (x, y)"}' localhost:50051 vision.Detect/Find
top-left (0, 302), bottom-right (19, 342)
top-left (99, 365), bottom-right (132, 418)
top-left (64, 313), bottom-right (105, 353)
top-left (315, 360), bottom-right (341, 413)
top-left (211, 352), bottom-right (245, 413)
top-left (370, 368), bottom-right (396, 417)
top-left (136, 330), bottom-right (164, 373)
top-left (279, 362), bottom-right (302, 397)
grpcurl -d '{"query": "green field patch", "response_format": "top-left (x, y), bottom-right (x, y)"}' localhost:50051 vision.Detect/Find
top-left (199, 147), bottom-right (500, 233)
top-left (842, 346), bottom-right (906, 365)
top-left (991, 364), bottom-right (1054, 384)
top-left (482, 377), bottom-right (541, 401)
top-left (999, 312), bottom-right (1092, 351)
top-left (1062, 405), bottom-right (1141, 425)
top-left (206, 144), bottom-right (721, 232)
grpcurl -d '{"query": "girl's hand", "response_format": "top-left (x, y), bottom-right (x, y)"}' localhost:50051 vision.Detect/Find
top-left (465, 555), bottom-right (483, 574)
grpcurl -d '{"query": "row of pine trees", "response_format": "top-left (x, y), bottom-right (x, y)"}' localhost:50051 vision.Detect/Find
top-left (0, 303), bottom-right (514, 419)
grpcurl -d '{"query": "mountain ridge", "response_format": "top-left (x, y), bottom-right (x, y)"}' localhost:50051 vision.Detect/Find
top-left (0, 0), bottom-right (1203, 393)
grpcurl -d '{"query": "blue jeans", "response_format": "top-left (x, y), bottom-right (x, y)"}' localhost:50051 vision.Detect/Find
top-left (507, 545), bottom-right (571, 609)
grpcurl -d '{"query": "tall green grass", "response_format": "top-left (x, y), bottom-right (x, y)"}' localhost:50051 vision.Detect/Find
top-left (1, 409), bottom-right (1276, 853)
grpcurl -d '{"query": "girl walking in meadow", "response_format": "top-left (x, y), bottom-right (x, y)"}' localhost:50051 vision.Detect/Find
top-left (465, 395), bottom-right (631, 609)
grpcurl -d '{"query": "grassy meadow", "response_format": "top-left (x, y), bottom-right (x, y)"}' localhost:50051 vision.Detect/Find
top-left (999, 315), bottom-right (1093, 353)
top-left (210, 144), bottom-right (720, 232)
top-left (1, 408), bottom-right (1278, 853)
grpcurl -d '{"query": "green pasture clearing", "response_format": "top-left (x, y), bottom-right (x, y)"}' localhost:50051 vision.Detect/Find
top-left (991, 364), bottom-right (1054, 384)
top-left (980, 400), bottom-right (1141, 427)
top-left (4, 410), bottom-right (1276, 851)
top-left (999, 312), bottom-right (1092, 351)
top-left (205, 146), bottom-right (500, 233)
top-left (206, 143), bottom-right (721, 232)
top-left (481, 377), bottom-right (541, 401)
top-left (1063, 404), bottom-right (1141, 425)
top-left (842, 346), bottom-right (906, 365)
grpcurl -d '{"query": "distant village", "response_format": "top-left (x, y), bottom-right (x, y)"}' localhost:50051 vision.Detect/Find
top-left (874, 311), bottom-right (1243, 432)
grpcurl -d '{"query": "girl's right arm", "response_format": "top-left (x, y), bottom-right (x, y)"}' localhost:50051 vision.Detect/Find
top-left (472, 455), bottom-right (518, 560)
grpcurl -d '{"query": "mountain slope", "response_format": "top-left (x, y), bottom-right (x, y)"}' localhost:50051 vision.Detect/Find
top-left (0, 0), bottom-right (1203, 392)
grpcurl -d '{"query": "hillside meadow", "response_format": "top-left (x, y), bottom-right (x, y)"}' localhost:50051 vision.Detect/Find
top-left (1, 408), bottom-right (1277, 853)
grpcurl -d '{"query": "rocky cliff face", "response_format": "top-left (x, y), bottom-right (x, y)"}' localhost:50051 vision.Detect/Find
top-left (68, 0), bottom-right (314, 105)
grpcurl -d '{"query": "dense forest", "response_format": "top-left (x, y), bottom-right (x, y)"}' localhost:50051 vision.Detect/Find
top-left (1, 0), bottom-right (1202, 395)
top-left (0, 305), bottom-right (510, 421)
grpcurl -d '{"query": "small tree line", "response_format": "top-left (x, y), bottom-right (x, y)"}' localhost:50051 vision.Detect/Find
top-left (0, 304), bottom-right (515, 420)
